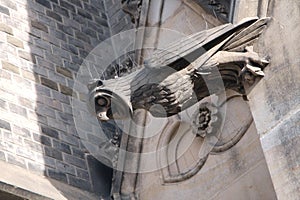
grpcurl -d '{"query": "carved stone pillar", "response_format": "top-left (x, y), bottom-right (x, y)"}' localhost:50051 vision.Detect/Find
top-left (245, 0), bottom-right (300, 199)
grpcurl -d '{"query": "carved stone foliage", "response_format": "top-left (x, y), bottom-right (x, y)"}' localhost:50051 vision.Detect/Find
top-left (192, 102), bottom-right (220, 137)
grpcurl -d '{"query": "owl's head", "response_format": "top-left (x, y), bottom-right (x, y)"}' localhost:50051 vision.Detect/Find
top-left (88, 80), bottom-right (132, 121)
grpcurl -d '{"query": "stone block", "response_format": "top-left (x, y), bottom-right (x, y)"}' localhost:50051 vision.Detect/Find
top-left (12, 125), bottom-right (31, 138)
top-left (44, 146), bottom-right (63, 161)
top-left (75, 31), bottom-right (91, 43)
top-left (52, 140), bottom-right (71, 154)
top-left (59, 84), bottom-right (74, 96)
top-left (47, 118), bottom-right (68, 132)
top-left (57, 24), bottom-right (74, 37)
top-left (72, 14), bottom-right (86, 25)
top-left (2, 61), bottom-right (19, 74)
top-left (0, 119), bottom-right (11, 131)
top-left (79, 49), bottom-right (89, 58)
top-left (71, 55), bottom-right (83, 65)
top-left (51, 45), bottom-right (70, 59)
top-left (56, 66), bottom-right (73, 79)
top-left (52, 90), bottom-right (70, 104)
top-left (40, 76), bottom-right (58, 91)
top-left (46, 10), bottom-right (62, 22)
top-left (0, 99), bottom-right (7, 110)
top-left (83, 3), bottom-right (99, 16)
top-left (36, 0), bottom-right (52, 9)
top-left (68, 174), bottom-right (92, 191)
top-left (0, 23), bottom-right (13, 35)
top-left (56, 161), bottom-right (76, 175)
top-left (47, 168), bottom-right (68, 183)
top-left (63, 60), bottom-right (80, 72)
top-left (60, 0), bottom-right (76, 13)
top-left (43, 156), bottom-right (56, 168)
top-left (31, 20), bottom-right (49, 33)
top-left (7, 35), bottom-right (24, 49)
top-left (82, 27), bottom-right (97, 39)
top-left (52, 30), bottom-right (67, 41)
top-left (34, 37), bottom-right (51, 50)
top-left (69, 0), bottom-right (83, 8)
top-left (76, 168), bottom-right (90, 180)
top-left (71, 147), bottom-right (85, 159)
top-left (18, 50), bottom-right (36, 64)
top-left (77, 8), bottom-right (93, 20)
top-left (18, 96), bottom-right (34, 109)
top-left (7, 154), bottom-right (26, 168)
top-left (68, 36), bottom-right (84, 49)
top-left (21, 69), bottom-right (38, 82)
top-left (95, 16), bottom-right (109, 27)
top-left (39, 96), bottom-right (63, 111)
top-left (61, 43), bottom-right (78, 55)
top-left (63, 153), bottom-right (87, 169)
top-left (62, 103), bottom-right (72, 114)
top-left (52, 4), bottom-right (69, 17)
top-left (0, 5), bottom-right (10, 16)
top-left (24, 139), bottom-right (43, 152)
top-left (35, 84), bottom-right (51, 96)
top-left (27, 161), bottom-right (45, 174)
top-left (0, 150), bottom-right (5, 161)
top-left (33, 133), bottom-right (52, 146)
top-left (8, 103), bottom-right (27, 117)
top-left (41, 126), bottom-right (59, 139)
top-left (36, 57), bottom-right (55, 70)
top-left (16, 147), bottom-right (35, 159)
top-left (0, 0), bottom-right (17, 10)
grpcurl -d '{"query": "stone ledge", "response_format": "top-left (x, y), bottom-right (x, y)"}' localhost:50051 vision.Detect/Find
top-left (0, 161), bottom-right (98, 200)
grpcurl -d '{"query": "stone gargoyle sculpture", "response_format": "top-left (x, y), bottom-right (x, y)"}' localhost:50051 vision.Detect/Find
top-left (88, 17), bottom-right (270, 123)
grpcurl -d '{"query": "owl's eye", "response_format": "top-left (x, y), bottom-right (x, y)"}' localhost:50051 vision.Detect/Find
top-left (96, 97), bottom-right (110, 107)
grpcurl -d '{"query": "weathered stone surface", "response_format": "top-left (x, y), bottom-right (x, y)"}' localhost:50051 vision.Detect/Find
top-left (47, 168), bottom-right (68, 183)
top-left (31, 20), bottom-right (49, 33)
top-left (2, 61), bottom-right (20, 74)
top-left (7, 35), bottom-right (24, 49)
top-left (246, 0), bottom-right (300, 199)
top-left (0, 119), bottom-right (11, 131)
top-left (18, 50), bottom-right (36, 63)
top-left (44, 146), bottom-right (63, 161)
top-left (40, 76), bottom-right (59, 91)
top-left (56, 66), bottom-right (73, 79)
top-left (0, 23), bottom-right (13, 35)
top-left (36, 0), bottom-right (52, 9)
top-left (0, 5), bottom-right (10, 16)
top-left (41, 126), bottom-right (59, 139)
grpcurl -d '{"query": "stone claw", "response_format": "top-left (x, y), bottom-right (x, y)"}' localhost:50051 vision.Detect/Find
top-left (245, 64), bottom-right (265, 76)
top-left (245, 46), bottom-right (269, 69)
top-left (261, 58), bottom-right (270, 65)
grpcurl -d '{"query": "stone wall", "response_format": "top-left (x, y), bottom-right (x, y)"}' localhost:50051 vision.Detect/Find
top-left (248, 0), bottom-right (300, 199)
top-left (0, 0), bottom-right (132, 197)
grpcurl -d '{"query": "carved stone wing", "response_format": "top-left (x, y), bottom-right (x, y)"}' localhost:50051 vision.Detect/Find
top-left (146, 17), bottom-right (267, 71)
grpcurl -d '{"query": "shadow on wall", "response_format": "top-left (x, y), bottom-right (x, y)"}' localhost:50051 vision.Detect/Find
top-left (10, 0), bottom-right (131, 198)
